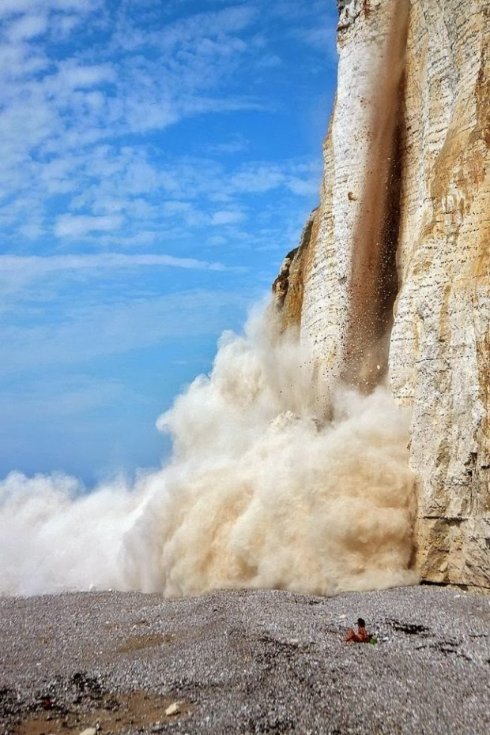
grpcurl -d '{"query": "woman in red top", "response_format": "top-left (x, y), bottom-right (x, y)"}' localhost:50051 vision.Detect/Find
top-left (345, 617), bottom-right (370, 642)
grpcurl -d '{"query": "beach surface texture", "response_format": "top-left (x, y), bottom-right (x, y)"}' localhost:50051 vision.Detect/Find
top-left (1, 585), bottom-right (489, 734)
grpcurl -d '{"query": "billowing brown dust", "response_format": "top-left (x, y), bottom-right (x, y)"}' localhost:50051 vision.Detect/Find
top-left (122, 311), bottom-right (418, 596)
top-left (0, 309), bottom-right (418, 597)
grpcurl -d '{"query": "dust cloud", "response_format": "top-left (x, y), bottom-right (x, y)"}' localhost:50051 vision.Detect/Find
top-left (0, 307), bottom-right (418, 597)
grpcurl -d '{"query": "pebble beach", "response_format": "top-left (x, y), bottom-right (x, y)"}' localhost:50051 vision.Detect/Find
top-left (1, 585), bottom-right (489, 734)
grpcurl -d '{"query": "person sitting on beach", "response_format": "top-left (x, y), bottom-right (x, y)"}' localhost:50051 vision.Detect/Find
top-left (345, 617), bottom-right (370, 643)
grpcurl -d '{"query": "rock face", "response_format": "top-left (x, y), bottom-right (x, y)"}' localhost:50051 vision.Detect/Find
top-left (274, 0), bottom-right (489, 588)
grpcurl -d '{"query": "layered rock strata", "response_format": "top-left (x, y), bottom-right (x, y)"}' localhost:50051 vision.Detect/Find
top-left (274, 0), bottom-right (489, 588)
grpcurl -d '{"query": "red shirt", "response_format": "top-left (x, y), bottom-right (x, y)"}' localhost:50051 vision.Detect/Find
top-left (345, 626), bottom-right (370, 642)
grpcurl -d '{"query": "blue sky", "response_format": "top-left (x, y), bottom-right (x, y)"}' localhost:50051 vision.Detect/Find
top-left (0, 0), bottom-right (338, 484)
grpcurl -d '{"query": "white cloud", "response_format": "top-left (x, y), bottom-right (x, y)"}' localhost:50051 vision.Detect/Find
top-left (206, 134), bottom-right (249, 155)
top-left (0, 376), bottom-right (127, 421)
top-left (296, 24), bottom-right (338, 63)
top-left (231, 166), bottom-right (285, 193)
top-left (286, 176), bottom-right (319, 196)
top-left (210, 209), bottom-right (245, 226)
top-left (54, 214), bottom-right (123, 237)
top-left (0, 0), bottom-right (329, 261)
top-left (0, 252), bottom-right (229, 277)
top-left (56, 62), bottom-right (116, 89)
top-left (0, 251), bottom-right (239, 329)
top-left (229, 161), bottom-right (320, 197)
top-left (7, 13), bottom-right (48, 41)
top-left (0, 290), bottom-right (249, 376)
top-left (0, 0), bottom-right (101, 17)
top-left (147, 6), bottom-right (257, 53)
top-left (0, 1), bottom-right (274, 243)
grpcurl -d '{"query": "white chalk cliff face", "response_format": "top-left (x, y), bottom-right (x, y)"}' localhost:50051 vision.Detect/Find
top-left (274, 0), bottom-right (489, 588)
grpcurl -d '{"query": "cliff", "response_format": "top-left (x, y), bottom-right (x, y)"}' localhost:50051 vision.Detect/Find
top-left (274, 0), bottom-right (490, 588)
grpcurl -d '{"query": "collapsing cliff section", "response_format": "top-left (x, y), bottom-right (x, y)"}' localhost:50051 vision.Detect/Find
top-left (272, 208), bottom-right (319, 333)
top-left (273, 0), bottom-right (489, 588)
top-left (275, 0), bottom-right (410, 395)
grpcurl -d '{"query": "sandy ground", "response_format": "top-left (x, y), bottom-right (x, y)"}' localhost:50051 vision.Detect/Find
top-left (1, 585), bottom-right (489, 734)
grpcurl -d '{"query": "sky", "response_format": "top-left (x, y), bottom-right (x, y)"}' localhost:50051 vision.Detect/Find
top-left (0, 0), bottom-right (339, 485)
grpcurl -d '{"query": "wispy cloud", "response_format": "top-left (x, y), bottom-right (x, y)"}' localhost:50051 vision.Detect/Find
top-left (210, 209), bottom-right (245, 226)
top-left (206, 134), bottom-right (249, 155)
top-left (230, 161), bottom-right (320, 196)
top-left (7, 13), bottom-right (48, 41)
top-left (0, 2), bottom-right (267, 246)
top-left (54, 214), bottom-right (123, 237)
top-left (0, 289), bottom-right (249, 376)
top-left (0, 252), bottom-right (235, 320)
top-left (0, 375), bottom-right (127, 422)
top-left (0, 252), bottom-right (230, 275)
top-left (0, 1), bottom-right (334, 252)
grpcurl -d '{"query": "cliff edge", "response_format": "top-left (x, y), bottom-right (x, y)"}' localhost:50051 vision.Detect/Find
top-left (274, 0), bottom-right (490, 589)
